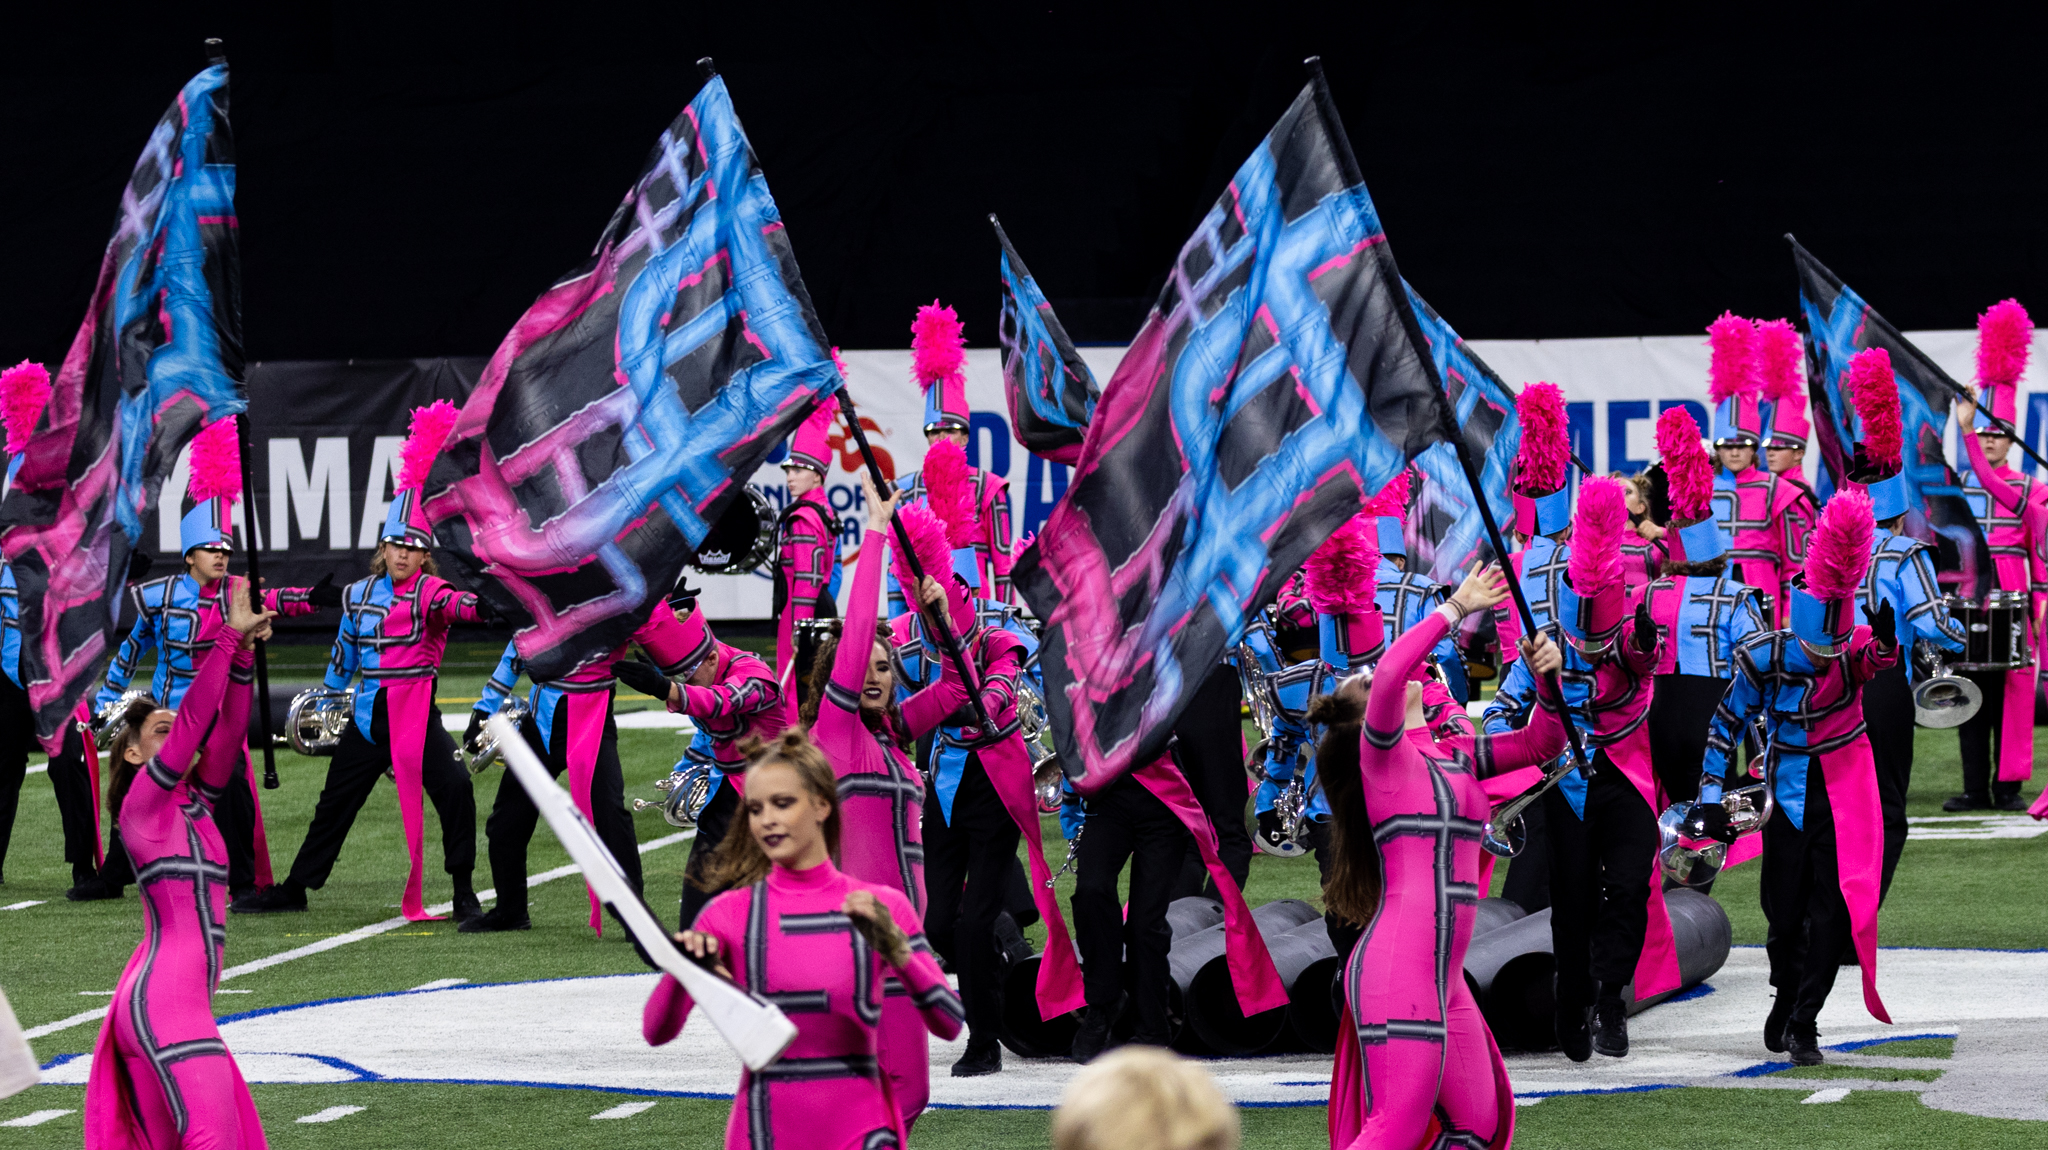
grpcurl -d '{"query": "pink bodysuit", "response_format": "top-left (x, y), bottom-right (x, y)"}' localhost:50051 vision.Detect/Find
top-left (1330, 609), bottom-right (1565, 1150)
top-left (86, 631), bottom-right (266, 1149)
top-left (810, 535), bottom-right (965, 1123)
top-left (643, 859), bottom-right (964, 1149)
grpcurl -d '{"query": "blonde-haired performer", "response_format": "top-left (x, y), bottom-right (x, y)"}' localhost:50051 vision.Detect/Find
top-left (1052, 1046), bottom-right (1240, 1150)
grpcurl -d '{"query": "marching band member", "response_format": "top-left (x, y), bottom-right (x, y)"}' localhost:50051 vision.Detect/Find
top-left (1757, 318), bottom-right (1821, 590)
top-left (95, 419), bottom-right (340, 900)
top-left (1493, 383), bottom-right (1575, 671)
top-left (802, 476), bottom-right (967, 1124)
top-left (1839, 349), bottom-right (1966, 897)
top-left (888, 302), bottom-right (1014, 615)
top-left (234, 403), bottom-right (488, 923)
top-left (1369, 472), bottom-right (1466, 703)
top-left (1701, 492), bottom-right (1895, 1064)
top-left (1949, 300), bottom-right (2045, 812)
top-left (1642, 409), bottom-right (1767, 812)
top-left (1617, 472), bottom-right (1667, 593)
top-left (612, 590), bottom-right (786, 930)
top-left (84, 578), bottom-right (273, 1148)
top-left (1708, 313), bottom-right (1795, 625)
top-left (464, 591), bottom-right (702, 935)
top-left (1487, 478), bottom-right (1675, 1062)
top-left (1319, 564), bottom-right (1568, 1150)
top-left (879, 450), bottom-right (1083, 1077)
top-left (773, 395), bottom-right (843, 709)
top-left (0, 361), bottom-right (104, 898)
top-left (645, 732), bottom-right (964, 1150)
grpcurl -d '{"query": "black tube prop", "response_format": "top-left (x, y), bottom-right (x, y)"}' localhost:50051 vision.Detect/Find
top-left (234, 412), bottom-right (279, 789)
top-left (830, 389), bottom-right (1000, 738)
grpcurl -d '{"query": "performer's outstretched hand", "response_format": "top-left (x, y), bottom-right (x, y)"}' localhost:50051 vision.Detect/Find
top-left (917, 576), bottom-right (947, 611)
top-left (308, 573), bottom-right (344, 608)
top-left (1519, 632), bottom-right (1563, 677)
top-left (1956, 391), bottom-right (1979, 428)
top-left (862, 474), bottom-right (900, 533)
top-left (1868, 596), bottom-right (1896, 648)
top-left (1448, 563), bottom-right (1509, 617)
top-left (223, 577), bottom-right (278, 647)
top-left (1633, 602), bottom-right (1658, 654)
top-left (843, 890), bottom-right (911, 968)
top-left (672, 930), bottom-right (735, 982)
top-left (615, 656), bottom-right (675, 702)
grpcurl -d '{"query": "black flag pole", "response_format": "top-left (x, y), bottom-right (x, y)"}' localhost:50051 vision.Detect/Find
top-left (234, 411), bottom-right (279, 790)
top-left (1306, 54), bottom-right (1590, 774)
top-left (830, 388), bottom-right (1001, 739)
top-left (1786, 234), bottom-right (2048, 477)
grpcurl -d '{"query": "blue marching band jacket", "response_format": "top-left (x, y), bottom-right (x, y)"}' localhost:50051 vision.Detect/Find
top-left (892, 598), bottom-right (1038, 826)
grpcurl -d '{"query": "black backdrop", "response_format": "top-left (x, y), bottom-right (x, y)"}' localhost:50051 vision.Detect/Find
top-left (4, 8), bottom-right (2045, 369)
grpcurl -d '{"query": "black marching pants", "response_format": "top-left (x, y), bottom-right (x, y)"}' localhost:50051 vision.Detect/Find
top-left (1860, 663), bottom-right (1913, 902)
top-left (1649, 674), bottom-right (1731, 805)
top-left (1170, 663), bottom-right (1252, 898)
top-left (1072, 771), bottom-right (1192, 1040)
top-left (285, 689), bottom-right (475, 891)
top-left (921, 755), bottom-right (1021, 1048)
top-left (1760, 770), bottom-right (1850, 1023)
top-left (484, 701), bottom-right (641, 916)
top-left (211, 760), bottom-right (263, 895)
top-left (1956, 669), bottom-right (2024, 803)
top-left (1545, 753), bottom-right (1656, 1009)
top-left (1498, 795), bottom-right (1552, 914)
top-left (678, 776), bottom-right (740, 929)
top-left (0, 668), bottom-right (101, 885)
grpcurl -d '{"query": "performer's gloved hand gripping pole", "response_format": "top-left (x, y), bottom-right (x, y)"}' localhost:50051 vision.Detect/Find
top-left (485, 711), bottom-right (798, 1070)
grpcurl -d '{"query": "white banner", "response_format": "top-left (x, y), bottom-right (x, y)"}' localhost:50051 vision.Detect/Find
top-left (698, 330), bottom-right (2048, 620)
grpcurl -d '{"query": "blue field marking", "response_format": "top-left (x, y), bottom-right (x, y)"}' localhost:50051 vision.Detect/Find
top-left (211, 972), bottom-right (652, 1026)
top-left (1663, 982), bottom-right (1716, 1003)
top-left (1829, 1031), bottom-right (1957, 1053)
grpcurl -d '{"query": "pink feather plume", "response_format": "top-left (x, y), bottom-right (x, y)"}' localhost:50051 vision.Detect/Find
top-left (888, 502), bottom-right (955, 597)
top-left (830, 345), bottom-right (850, 378)
top-left (1975, 299), bottom-right (2032, 389)
top-left (1656, 407), bottom-right (1715, 522)
top-left (1707, 311), bottom-right (1758, 403)
top-left (396, 400), bottom-right (460, 491)
top-left (1567, 476), bottom-right (1627, 595)
top-left (922, 438), bottom-right (980, 548)
top-left (1516, 382), bottom-right (1570, 493)
top-left (1, 360), bottom-right (51, 455)
top-left (1362, 470), bottom-right (1411, 521)
top-left (910, 300), bottom-right (966, 393)
top-left (799, 398), bottom-right (836, 439)
top-left (1304, 514), bottom-right (1380, 615)
top-left (1755, 319), bottom-right (1804, 402)
top-left (1842, 347), bottom-right (1902, 468)
top-left (1804, 489), bottom-right (1874, 603)
top-left (187, 418), bottom-right (242, 504)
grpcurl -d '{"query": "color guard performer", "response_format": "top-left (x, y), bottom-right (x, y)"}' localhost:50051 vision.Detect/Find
top-left (773, 395), bottom-right (843, 709)
top-left (889, 302), bottom-right (1014, 614)
top-left (647, 733), bottom-right (964, 1150)
top-left (234, 403), bottom-right (488, 923)
top-left (95, 419), bottom-right (341, 899)
top-left (1949, 300), bottom-right (2045, 811)
top-left (1700, 492), bottom-right (1895, 1064)
top-left (84, 578), bottom-right (272, 1147)
top-left (1493, 383), bottom-right (1575, 671)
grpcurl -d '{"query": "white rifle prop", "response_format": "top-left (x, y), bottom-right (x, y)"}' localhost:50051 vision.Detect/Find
top-left (0, 987), bottom-right (37, 1100)
top-left (487, 714), bottom-right (797, 1071)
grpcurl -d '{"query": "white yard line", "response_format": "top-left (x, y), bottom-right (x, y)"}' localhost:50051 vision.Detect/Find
top-left (409, 979), bottom-right (469, 992)
top-left (591, 1101), bottom-right (658, 1120)
top-left (2, 901), bottom-right (45, 911)
top-left (23, 831), bottom-right (692, 1040)
top-left (0, 1110), bottom-right (74, 1127)
top-left (25, 760), bottom-right (47, 775)
top-left (1801, 1087), bottom-right (1852, 1104)
top-left (295, 1105), bottom-right (365, 1124)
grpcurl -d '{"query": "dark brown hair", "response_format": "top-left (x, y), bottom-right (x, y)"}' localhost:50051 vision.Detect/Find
top-left (370, 543), bottom-right (439, 579)
top-left (799, 622), bottom-right (912, 753)
top-left (1660, 555), bottom-right (1727, 578)
top-left (695, 732), bottom-right (844, 891)
top-left (1307, 690), bottom-right (1382, 927)
top-left (106, 695), bottom-right (167, 818)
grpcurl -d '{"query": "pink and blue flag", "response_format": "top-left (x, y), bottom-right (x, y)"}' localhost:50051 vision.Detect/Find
top-left (993, 217), bottom-right (1100, 465)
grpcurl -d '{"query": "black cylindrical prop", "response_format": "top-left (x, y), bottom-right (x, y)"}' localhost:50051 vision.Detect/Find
top-left (993, 909), bottom-right (1078, 1059)
top-left (1181, 899), bottom-right (1321, 1055)
top-left (1265, 918), bottom-right (1340, 1053)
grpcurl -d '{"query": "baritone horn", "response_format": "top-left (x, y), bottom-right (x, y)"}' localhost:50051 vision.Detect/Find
top-left (465, 696), bottom-right (532, 775)
top-left (634, 765), bottom-right (716, 827)
top-left (285, 687), bottom-right (355, 756)
top-left (1658, 781), bottom-right (1775, 888)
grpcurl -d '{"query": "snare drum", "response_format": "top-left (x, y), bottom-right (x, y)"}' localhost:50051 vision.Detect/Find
top-left (689, 488), bottom-right (778, 574)
top-left (1947, 591), bottom-right (2032, 671)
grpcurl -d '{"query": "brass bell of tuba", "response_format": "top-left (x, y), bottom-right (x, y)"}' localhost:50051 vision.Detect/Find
top-left (285, 687), bottom-right (356, 756)
top-left (465, 696), bottom-right (532, 775)
top-left (1912, 641), bottom-right (1982, 729)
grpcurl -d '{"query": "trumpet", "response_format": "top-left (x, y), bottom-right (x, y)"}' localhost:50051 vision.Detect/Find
top-left (1482, 752), bottom-right (1589, 858)
top-left (1658, 782), bottom-right (1775, 888)
top-left (465, 696), bottom-right (532, 775)
top-left (286, 687), bottom-right (356, 756)
top-left (634, 764), bottom-right (715, 827)
top-left (92, 689), bottom-right (153, 749)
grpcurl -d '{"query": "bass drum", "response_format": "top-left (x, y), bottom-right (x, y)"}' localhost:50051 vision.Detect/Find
top-left (689, 488), bottom-right (778, 575)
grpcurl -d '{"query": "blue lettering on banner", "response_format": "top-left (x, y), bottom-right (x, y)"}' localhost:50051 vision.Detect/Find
top-left (1607, 400), bottom-right (1650, 475)
top-left (1024, 455), bottom-right (1070, 537)
top-left (2029, 393), bottom-right (2048, 480)
top-left (967, 412), bottom-right (1012, 479)
top-left (1568, 402), bottom-right (1595, 488)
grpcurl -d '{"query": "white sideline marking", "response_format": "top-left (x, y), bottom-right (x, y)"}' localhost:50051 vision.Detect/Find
top-left (2, 900), bottom-right (45, 911)
top-left (296, 1105), bottom-right (365, 1124)
top-left (410, 979), bottom-right (469, 991)
top-left (591, 1101), bottom-right (658, 1120)
top-left (1905, 815), bottom-right (2048, 841)
top-left (78, 991), bottom-right (115, 996)
top-left (441, 711), bottom-right (694, 733)
top-left (25, 760), bottom-right (47, 775)
top-left (1514, 1096), bottom-right (1542, 1107)
top-left (0, 1110), bottom-right (74, 1127)
top-left (24, 831), bottom-right (692, 1038)
top-left (1801, 1087), bottom-right (1851, 1104)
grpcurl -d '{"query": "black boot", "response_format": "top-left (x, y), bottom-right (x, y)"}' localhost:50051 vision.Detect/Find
top-left (1763, 994), bottom-right (1793, 1053)
top-left (1942, 793), bottom-right (1993, 812)
top-left (1786, 1018), bottom-right (1823, 1066)
top-left (65, 876), bottom-right (123, 902)
top-left (951, 1037), bottom-right (1003, 1078)
top-left (1070, 1006), bottom-right (1115, 1064)
top-left (232, 881), bottom-right (307, 914)
top-left (450, 878), bottom-right (483, 927)
top-left (1592, 991), bottom-right (1629, 1058)
top-left (1555, 1000), bottom-right (1593, 1062)
top-left (459, 905), bottom-right (531, 933)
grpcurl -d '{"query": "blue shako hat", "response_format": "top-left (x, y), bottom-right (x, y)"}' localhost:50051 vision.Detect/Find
top-left (1867, 474), bottom-right (1911, 523)
top-left (179, 499), bottom-right (234, 553)
top-left (1676, 515), bottom-right (1725, 563)
top-left (1531, 487), bottom-right (1572, 537)
top-left (1375, 517), bottom-right (1406, 558)
top-left (1787, 580), bottom-right (1853, 650)
top-left (380, 488), bottom-right (436, 548)
top-left (949, 547), bottom-right (980, 592)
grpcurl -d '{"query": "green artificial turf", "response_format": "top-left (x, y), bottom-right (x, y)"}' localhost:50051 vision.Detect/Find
top-left (1769, 1064), bottom-right (1946, 1082)
top-left (1862, 1036), bottom-right (1956, 1059)
top-left (3, 677), bottom-right (2045, 1146)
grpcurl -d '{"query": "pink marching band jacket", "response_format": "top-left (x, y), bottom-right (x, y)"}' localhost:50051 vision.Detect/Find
top-left (1959, 429), bottom-right (2048, 787)
top-left (774, 486), bottom-right (840, 692)
top-left (890, 464), bottom-right (1015, 612)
